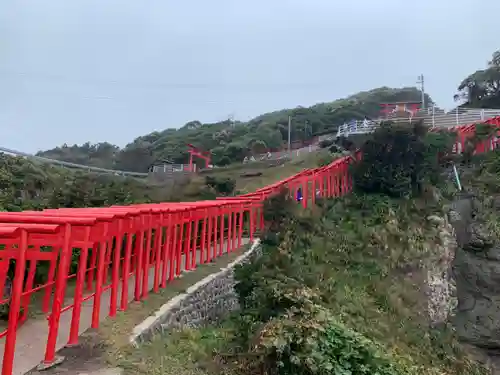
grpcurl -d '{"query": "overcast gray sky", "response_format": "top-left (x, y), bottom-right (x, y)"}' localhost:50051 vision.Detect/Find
top-left (1, 0), bottom-right (498, 152)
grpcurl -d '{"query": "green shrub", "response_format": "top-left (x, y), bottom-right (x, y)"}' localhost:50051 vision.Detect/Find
top-left (204, 175), bottom-right (236, 196)
top-left (336, 136), bottom-right (355, 152)
top-left (217, 156), bottom-right (232, 166)
top-left (319, 139), bottom-right (334, 148)
top-left (233, 191), bottom-right (409, 375)
top-left (351, 121), bottom-right (453, 198)
top-left (252, 300), bottom-right (405, 375)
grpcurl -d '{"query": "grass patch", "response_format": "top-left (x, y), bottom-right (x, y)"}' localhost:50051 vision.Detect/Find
top-left (114, 324), bottom-right (237, 375)
top-left (200, 151), bottom-right (331, 193)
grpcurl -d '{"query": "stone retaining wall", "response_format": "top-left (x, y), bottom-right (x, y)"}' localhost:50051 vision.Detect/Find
top-left (129, 239), bottom-right (261, 347)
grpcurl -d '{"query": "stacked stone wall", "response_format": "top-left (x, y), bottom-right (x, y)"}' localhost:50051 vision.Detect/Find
top-left (129, 239), bottom-right (261, 346)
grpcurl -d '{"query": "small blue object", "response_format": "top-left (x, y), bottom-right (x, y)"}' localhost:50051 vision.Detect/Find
top-left (296, 188), bottom-right (303, 202)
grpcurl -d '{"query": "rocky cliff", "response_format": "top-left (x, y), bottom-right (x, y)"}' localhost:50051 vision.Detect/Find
top-left (451, 193), bottom-right (500, 370)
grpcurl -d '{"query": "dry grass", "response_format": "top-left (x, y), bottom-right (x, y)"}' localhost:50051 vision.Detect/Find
top-left (197, 151), bottom-right (329, 193)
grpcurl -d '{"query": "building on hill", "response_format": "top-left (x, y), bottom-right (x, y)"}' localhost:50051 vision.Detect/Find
top-left (148, 159), bottom-right (175, 173)
top-left (148, 159), bottom-right (193, 174)
top-left (148, 159), bottom-right (193, 184)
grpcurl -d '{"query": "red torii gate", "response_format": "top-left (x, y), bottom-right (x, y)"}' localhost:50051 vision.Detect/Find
top-left (187, 144), bottom-right (211, 172)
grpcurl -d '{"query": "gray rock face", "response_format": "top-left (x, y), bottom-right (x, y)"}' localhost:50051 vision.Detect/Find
top-left (426, 213), bottom-right (457, 326)
top-left (451, 197), bottom-right (500, 349)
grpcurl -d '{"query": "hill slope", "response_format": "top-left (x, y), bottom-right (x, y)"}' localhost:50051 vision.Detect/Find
top-left (37, 86), bottom-right (432, 172)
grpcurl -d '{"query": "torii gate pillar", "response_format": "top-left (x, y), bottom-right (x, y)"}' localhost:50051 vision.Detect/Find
top-left (187, 144), bottom-right (211, 172)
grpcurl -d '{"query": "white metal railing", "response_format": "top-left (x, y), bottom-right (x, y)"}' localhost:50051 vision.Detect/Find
top-left (149, 163), bottom-right (193, 173)
top-left (337, 107), bottom-right (500, 137)
top-left (401, 107), bottom-right (500, 128)
top-left (0, 146), bottom-right (149, 177)
top-left (336, 120), bottom-right (379, 137)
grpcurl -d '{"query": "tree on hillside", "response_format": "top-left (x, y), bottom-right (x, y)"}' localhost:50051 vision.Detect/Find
top-left (454, 49), bottom-right (500, 108)
top-left (352, 121), bottom-right (454, 197)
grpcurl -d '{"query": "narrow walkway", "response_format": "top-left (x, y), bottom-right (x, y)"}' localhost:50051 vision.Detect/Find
top-left (1, 238), bottom-right (249, 375)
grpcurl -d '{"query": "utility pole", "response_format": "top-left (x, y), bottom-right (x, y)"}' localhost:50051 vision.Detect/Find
top-left (287, 115), bottom-right (292, 154)
top-left (228, 113), bottom-right (235, 128)
top-left (417, 74), bottom-right (425, 109)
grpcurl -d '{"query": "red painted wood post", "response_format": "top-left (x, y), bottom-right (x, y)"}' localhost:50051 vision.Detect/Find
top-left (176, 213), bottom-right (184, 276)
top-left (219, 206), bottom-right (225, 256)
top-left (237, 204), bottom-right (244, 248)
top-left (232, 206), bottom-right (238, 251)
top-left (45, 224), bottom-right (73, 364)
top-left (168, 212), bottom-right (179, 281)
top-left (191, 211), bottom-right (199, 269)
top-left (91, 239), bottom-right (109, 328)
top-left (259, 199), bottom-right (265, 232)
top-left (248, 206), bottom-right (255, 242)
top-left (337, 162), bottom-right (342, 194)
top-left (339, 163), bottom-right (344, 195)
top-left (326, 168), bottom-right (332, 197)
top-left (141, 214), bottom-right (154, 298)
top-left (318, 171), bottom-right (324, 197)
top-left (2, 229), bottom-right (27, 375)
top-left (161, 213), bottom-right (173, 288)
top-left (338, 164), bottom-right (343, 195)
top-left (311, 173), bottom-right (317, 205)
top-left (332, 168), bottom-right (337, 197)
top-left (227, 208), bottom-right (233, 253)
top-left (110, 219), bottom-right (124, 314)
top-left (252, 203), bottom-right (259, 235)
top-left (42, 252), bottom-right (59, 312)
top-left (302, 176), bottom-right (308, 208)
top-left (233, 209), bottom-right (239, 250)
top-left (184, 210), bottom-right (192, 271)
top-left (200, 209), bottom-right (207, 264)
top-left (121, 220), bottom-right (135, 308)
top-left (134, 223), bottom-right (145, 301)
top-left (338, 164), bottom-right (344, 195)
top-left (213, 208), bottom-right (219, 260)
top-left (68, 226), bottom-right (92, 344)
top-left (206, 208), bottom-right (213, 262)
top-left (330, 168), bottom-right (336, 197)
top-left (86, 243), bottom-right (98, 291)
top-left (152, 213), bottom-right (164, 293)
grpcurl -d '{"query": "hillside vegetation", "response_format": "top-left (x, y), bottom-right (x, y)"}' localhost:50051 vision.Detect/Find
top-left (37, 87), bottom-right (432, 172)
top-left (0, 154), bottom-right (168, 212)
